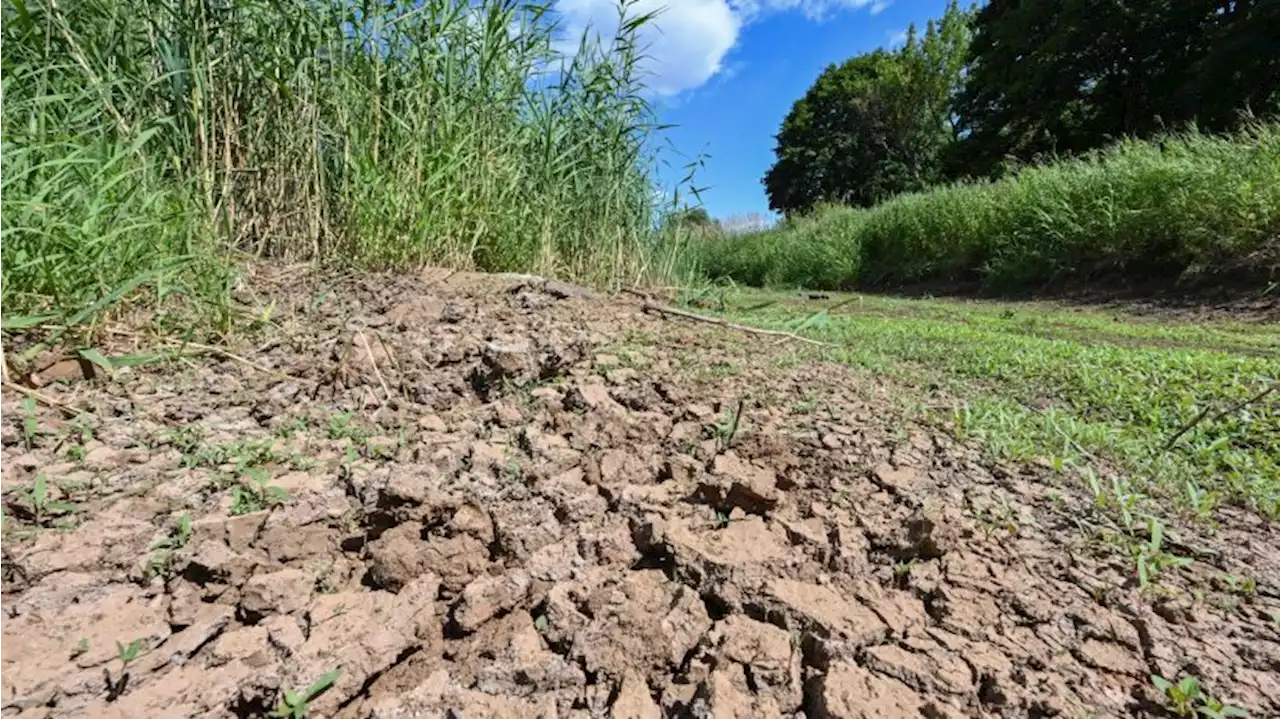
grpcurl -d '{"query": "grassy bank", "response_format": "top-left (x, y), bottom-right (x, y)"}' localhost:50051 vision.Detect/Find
top-left (702, 289), bottom-right (1279, 522)
top-left (1, 0), bottom-right (687, 332)
top-left (698, 124), bottom-right (1280, 292)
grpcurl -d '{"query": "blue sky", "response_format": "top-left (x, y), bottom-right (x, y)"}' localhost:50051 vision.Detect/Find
top-left (555, 0), bottom-right (952, 221)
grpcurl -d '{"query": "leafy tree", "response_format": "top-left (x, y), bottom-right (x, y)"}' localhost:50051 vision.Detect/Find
top-left (665, 206), bottom-right (722, 236)
top-left (952, 0), bottom-right (1280, 178)
top-left (671, 206), bottom-right (715, 228)
top-left (763, 1), bottom-right (970, 216)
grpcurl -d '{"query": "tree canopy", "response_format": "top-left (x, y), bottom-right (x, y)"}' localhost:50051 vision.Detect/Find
top-left (764, 0), bottom-right (1279, 212)
top-left (952, 0), bottom-right (1280, 177)
top-left (763, 1), bottom-right (970, 216)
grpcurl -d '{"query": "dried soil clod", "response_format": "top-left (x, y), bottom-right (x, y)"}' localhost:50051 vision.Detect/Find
top-left (1, 270), bottom-right (1275, 719)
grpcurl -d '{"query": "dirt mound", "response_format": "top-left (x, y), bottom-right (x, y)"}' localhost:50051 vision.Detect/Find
top-left (3, 270), bottom-right (1278, 718)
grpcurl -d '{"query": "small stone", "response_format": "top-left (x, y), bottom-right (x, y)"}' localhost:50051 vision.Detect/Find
top-left (685, 404), bottom-right (715, 420)
top-left (566, 381), bottom-right (620, 412)
top-left (483, 339), bottom-right (535, 380)
top-left (240, 568), bottom-right (315, 617)
top-left (873, 464), bottom-right (923, 494)
top-left (765, 579), bottom-right (887, 648)
top-left (612, 669), bottom-right (660, 719)
top-left (493, 403), bottom-right (524, 428)
top-left (814, 661), bottom-right (923, 718)
top-left (711, 452), bottom-right (779, 514)
top-left (418, 414), bottom-right (448, 433)
top-left (452, 570), bottom-right (531, 632)
top-left (440, 303), bottom-right (466, 323)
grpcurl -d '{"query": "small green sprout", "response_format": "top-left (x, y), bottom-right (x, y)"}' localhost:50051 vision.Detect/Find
top-left (70, 637), bottom-right (90, 659)
top-left (12, 475), bottom-right (78, 527)
top-left (230, 470), bottom-right (289, 515)
top-left (271, 668), bottom-right (342, 718)
top-left (1151, 674), bottom-right (1247, 718)
top-left (105, 638), bottom-right (147, 700)
top-left (714, 398), bottom-right (745, 452)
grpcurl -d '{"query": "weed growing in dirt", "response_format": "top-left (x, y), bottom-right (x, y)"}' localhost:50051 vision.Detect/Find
top-left (230, 471), bottom-right (289, 515)
top-left (1134, 518), bottom-right (1193, 593)
top-left (1150, 674), bottom-right (1247, 718)
top-left (145, 514), bottom-right (193, 580)
top-left (327, 414), bottom-right (371, 444)
top-left (105, 639), bottom-right (146, 701)
top-left (714, 398), bottom-right (745, 452)
top-left (10, 475), bottom-right (77, 529)
top-left (972, 496), bottom-right (1020, 540)
top-left (892, 559), bottom-right (919, 588)
top-left (271, 668), bottom-right (341, 718)
top-left (1216, 574), bottom-right (1257, 597)
top-left (70, 637), bottom-right (89, 659)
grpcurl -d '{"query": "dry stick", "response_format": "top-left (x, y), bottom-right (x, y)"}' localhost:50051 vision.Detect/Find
top-left (104, 328), bottom-right (295, 382)
top-left (357, 330), bottom-right (392, 402)
top-left (633, 299), bottom-right (836, 348)
top-left (1161, 384), bottom-right (1276, 452)
top-left (166, 340), bottom-right (296, 382)
top-left (1, 380), bottom-right (95, 421)
top-left (371, 330), bottom-right (405, 397)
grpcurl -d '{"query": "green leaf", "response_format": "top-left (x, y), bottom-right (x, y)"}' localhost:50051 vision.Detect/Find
top-left (110, 353), bottom-right (164, 368)
top-left (1219, 706), bottom-right (1249, 717)
top-left (43, 500), bottom-right (78, 515)
top-left (78, 348), bottom-right (114, 371)
top-left (1151, 675), bottom-right (1173, 693)
top-left (303, 668), bottom-right (342, 702)
top-left (1, 313), bottom-right (59, 330)
top-left (1149, 518), bottom-right (1163, 552)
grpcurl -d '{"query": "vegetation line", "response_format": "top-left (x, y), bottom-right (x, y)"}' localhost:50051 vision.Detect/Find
top-left (638, 302), bottom-right (835, 348)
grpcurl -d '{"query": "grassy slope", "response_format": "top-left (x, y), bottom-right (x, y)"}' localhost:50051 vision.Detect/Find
top-left (697, 124), bottom-right (1280, 293)
top-left (698, 288), bottom-right (1280, 522)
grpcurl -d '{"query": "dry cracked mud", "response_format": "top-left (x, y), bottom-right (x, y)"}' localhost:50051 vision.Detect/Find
top-left (3, 270), bottom-right (1278, 718)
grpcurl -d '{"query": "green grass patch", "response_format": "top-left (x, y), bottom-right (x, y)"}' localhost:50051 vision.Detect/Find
top-left (715, 290), bottom-right (1280, 520)
top-left (696, 124), bottom-right (1280, 292)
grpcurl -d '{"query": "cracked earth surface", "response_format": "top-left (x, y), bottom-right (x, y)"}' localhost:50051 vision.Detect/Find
top-left (2, 270), bottom-right (1278, 718)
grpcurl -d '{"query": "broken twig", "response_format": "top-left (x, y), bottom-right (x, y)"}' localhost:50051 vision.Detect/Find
top-left (357, 330), bottom-right (392, 402)
top-left (637, 301), bottom-right (836, 348)
top-left (1162, 383), bottom-right (1276, 452)
top-left (1, 380), bottom-right (95, 421)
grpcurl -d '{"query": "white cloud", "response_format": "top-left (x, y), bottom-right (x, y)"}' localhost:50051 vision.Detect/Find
top-left (553, 0), bottom-right (890, 97)
top-left (886, 27), bottom-right (908, 47)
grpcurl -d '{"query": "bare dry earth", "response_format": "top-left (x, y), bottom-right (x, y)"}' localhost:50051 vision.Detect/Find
top-left (2, 271), bottom-right (1278, 718)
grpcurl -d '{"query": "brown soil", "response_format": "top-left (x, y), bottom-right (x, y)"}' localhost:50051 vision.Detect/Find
top-left (3, 270), bottom-right (1278, 718)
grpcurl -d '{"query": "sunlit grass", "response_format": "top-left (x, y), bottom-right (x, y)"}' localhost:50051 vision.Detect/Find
top-left (695, 124), bottom-right (1280, 292)
top-left (1, 0), bottom-right (692, 332)
top-left (712, 289), bottom-right (1280, 520)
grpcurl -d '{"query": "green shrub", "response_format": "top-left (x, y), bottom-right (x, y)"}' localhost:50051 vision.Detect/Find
top-left (699, 124), bottom-right (1280, 292)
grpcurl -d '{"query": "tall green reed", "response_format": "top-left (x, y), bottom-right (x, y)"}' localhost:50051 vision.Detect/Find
top-left (696, 124), bottom-right (1280, 293)
top-left (2, 0), bottom-right (691, 329)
